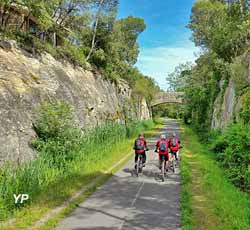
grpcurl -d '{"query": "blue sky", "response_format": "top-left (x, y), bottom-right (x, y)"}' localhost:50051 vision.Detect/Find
top-left (118, 0), bottom-right (199, 89)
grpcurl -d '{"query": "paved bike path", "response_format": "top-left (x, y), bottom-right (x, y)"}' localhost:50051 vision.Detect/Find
top-left (56, 119), bottom-right (182, 230)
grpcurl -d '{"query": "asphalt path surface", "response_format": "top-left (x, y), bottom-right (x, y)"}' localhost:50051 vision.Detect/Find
top-left (56, 119), bottom-right (182, 230)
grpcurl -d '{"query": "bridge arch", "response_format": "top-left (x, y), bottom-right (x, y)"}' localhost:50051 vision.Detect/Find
top-left (151, 92), bottom-right (184, 107)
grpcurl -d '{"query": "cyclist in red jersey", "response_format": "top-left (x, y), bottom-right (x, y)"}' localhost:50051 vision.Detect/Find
top-left (133, 134), bottom-right (148, 169)
top-left (155, 134), bottom-right (169, 173)
top-left (169, 132), bottom-right (181, 161)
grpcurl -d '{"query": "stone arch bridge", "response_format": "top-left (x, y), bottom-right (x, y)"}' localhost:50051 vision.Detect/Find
top-left (151, 92), bottom-right (184, 107)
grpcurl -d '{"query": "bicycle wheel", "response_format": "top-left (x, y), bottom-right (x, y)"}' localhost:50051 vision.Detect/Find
top-left (135, 160), bottom-right (139, 177)
top-left (135, 155), bottom-right (142, 177)
top-left (162, 160), bottom-right (166, 182)
top-left (139, 155), bottom-right (143, 173)
top-left (172, 157), bottom-right (176, 173)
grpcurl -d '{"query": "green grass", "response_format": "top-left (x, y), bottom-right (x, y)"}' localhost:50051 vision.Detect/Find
top-left (181, 125), bottom-right (250, 230)
top-left (0, 115), bottom-right (164, 230)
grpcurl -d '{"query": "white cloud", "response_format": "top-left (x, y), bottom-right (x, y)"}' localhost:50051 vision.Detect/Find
top-left (136, 43), bottom-right (199, 90)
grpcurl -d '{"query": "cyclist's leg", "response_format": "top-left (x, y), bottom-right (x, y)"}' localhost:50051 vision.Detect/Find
top-left (142, 151), bottom-right (146, 166)
top-left (134, 152), bottom-right (139, 169)
top-left (159, 154), bottom-right (163, 171)
top-left (139, 154), bottom-right (143, 172)
top-left (177, 150), bottom-right (180, 161)
top-left (163, 155), bottom-right (166, 173)
top-left (174, 151), bottom-right (178, 160)
top-left (168, 151), bottom-right (172, 167)
top-left (166, 154), bottom-right (169, 171)
top-left (172, 152), bottom-right (176, 165)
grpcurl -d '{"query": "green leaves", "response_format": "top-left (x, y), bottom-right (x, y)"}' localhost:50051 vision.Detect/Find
top-left (189, 0), bottom-right (250, 60)
top-left (240, 90), bottom-right (250, 123)
top-left (212, 122), bottom-right (250, 191)
top-left (33, 101), bottom-right (75, 141)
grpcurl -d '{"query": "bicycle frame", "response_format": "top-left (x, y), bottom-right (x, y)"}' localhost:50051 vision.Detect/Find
top-left (135, 154), bottom-right (143, 177)
top-left (170, 152), bottom-right (177, 173)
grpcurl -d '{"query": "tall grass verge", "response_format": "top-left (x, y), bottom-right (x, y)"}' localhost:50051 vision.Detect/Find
top-left (0, 101), bottom-right (155, 221)
top-left (181, 125), bottom-right (250, 230)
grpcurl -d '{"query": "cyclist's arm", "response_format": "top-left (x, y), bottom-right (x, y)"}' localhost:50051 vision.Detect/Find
top-left (133, 140), bottom-right (136, 150)
top-left (155, 141), bottom-right (159, 152)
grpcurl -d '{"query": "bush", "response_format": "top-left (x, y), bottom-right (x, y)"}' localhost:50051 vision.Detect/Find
top-left (90, 48), bottom-right (106, 68)
top-left (211, 123), bottom-right (250, 192)
top-left (58, 44), bottom-right (86, 66)
top-left (32, 101), bottom-right (81, 164)
top-left (33, 101), bottom-right (75, 140)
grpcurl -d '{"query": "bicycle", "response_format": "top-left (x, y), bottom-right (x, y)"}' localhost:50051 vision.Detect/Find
top-left (155, 150), bottom-right (168, 182)
top-left (135, 149), bottom-right (149, 177)
top-left (135, 154), bottom-right (143, 177)
top-left (170, 152), bottom-right (176, 173)
top-left (160, 157), bottom-right (168, 182)
top-left (170, 146), bottom-right (182, 171)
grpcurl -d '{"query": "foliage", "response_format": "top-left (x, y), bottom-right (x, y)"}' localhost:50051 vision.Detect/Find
top-left (189, 0), bottom-right (250, 61)
top-left (230, 52), bottom-right (250, 95)
top-left (240, 90), bottom-right (250, 123)
top-left (166, 62), bottom-right (193, 92)
top-left (211, 122), bottom-right (250, 192)
top-left (152, 104), bottom-right (184, 119)
top-left (33, 101), bottom-right (75, 140)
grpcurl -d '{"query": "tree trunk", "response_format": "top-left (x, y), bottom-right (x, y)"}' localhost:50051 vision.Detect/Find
top-left (20, 11), bottom-right (31, 31)
top-left (239, 0), bottom-right (246, 14)
top-left (86, 0), bottom-right (105, 61)
top-left (3, 14), bottom-right (11, 34)
top-left (1, 9), bottom-right (6, 27)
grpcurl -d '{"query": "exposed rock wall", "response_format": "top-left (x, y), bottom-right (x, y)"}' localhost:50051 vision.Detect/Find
top-left (211, 51), bottom-right (250, 129)
top-left (212, 79), bottom-right (236, 129)
top-left (0, 41), bottom-right (150, 164)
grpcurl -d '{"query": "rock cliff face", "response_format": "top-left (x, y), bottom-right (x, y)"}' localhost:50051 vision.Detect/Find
top-left (211, 79), bottom-right (236, 129)
top-left (0, 41), bottom-right (150, 164)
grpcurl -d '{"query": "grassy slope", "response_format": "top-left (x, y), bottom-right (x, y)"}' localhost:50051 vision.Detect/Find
top-left (181, 125), bottom-right (250, 230)
top-left (1, 119), bottom-right (164, 230)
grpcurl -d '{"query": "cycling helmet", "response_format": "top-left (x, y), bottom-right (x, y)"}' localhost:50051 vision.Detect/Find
top-left (172, 132), bottom-right (176, 137)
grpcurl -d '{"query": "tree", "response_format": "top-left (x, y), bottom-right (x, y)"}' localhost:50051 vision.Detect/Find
top-left (86, 0), bottom-right (118, 61)
top-left (110, 16), bottom-right (146, 65)
top-left (166, 62), bottom-right (193, 91)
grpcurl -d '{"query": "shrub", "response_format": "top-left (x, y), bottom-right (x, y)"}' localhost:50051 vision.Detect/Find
top-left (240, 90), bottom-right (250, 124)
top-left (90, 48), bottom-right (106, 68)
top-left (32, 101), bottom-right (81, 164)
top-left (33, 101), bottom-right (75, 140)
top-left (58, 44), bottom-right (86, 66)
top-left (211, 123), bottom-right (250, 192)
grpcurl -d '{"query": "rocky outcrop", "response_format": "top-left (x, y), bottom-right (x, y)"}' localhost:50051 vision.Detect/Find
top-left (0, 41), bottom-right (150, 164)
top-left (211, 52), bottom-right (250, 129)
top-left (212, 79), bottom-right (236, 129)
